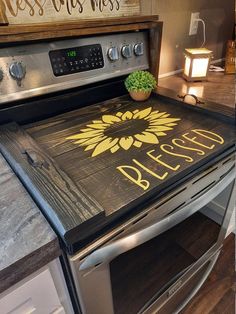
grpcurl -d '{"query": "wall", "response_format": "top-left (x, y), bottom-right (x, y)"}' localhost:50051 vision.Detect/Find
top-left (140, 0), bottom-right (234, 76)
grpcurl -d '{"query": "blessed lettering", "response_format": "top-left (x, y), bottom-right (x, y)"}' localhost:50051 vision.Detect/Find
top-left (117, 129), bottom-right (225, 190)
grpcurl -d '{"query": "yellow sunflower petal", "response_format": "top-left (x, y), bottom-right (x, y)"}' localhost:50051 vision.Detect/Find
top-left (66, 130), bottom-right (103, 140)
top-left (93, 120), bottom-right (103, 124)
top-left (155, 132), bottom-right (167, 136)
top-left (133, 140), bottom-right (142, 148)
top-left (92, 137), bottom-right (119, 157)
top-left (73, 139), bottom-right (88, 144)
top-left (121, 111), bottom-right (133, 120)
top-left (165, 123), bottom-right (178, 127)
top-left (119, 136), bottom-right (134, 150)
top-left (80, 128), bottom-right (94, 132)
top-left (147, 110), bottom-right (159, 115)
top-left (133, 107), bottom-right (152, 119)
top-left (102, 115), bottom-right (121, 124)
top-left (84, 144), bottom-right (97, 151)
top-left (135, 132), bottom-right (159, 144)
top-left (111, 144), bottom-right (120, 153)
top-left (145, 112), bottom-right (167, 121)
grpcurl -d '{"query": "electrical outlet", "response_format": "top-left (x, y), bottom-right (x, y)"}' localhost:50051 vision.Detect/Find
top-left (189, 12), bottom-right (200, 35)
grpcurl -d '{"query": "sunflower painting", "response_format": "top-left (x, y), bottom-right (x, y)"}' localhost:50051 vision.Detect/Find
top-left (66, 107), bottom-right (181, 157)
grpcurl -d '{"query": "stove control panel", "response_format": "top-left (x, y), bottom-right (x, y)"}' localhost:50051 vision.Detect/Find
top-left (0, 31), bottom-right (150, 105)
top-left (49, 44), bottom-right (104, 76)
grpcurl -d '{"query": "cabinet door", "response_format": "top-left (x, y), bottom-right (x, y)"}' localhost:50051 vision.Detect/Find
top-left (0, 269), bottom-right (65, 314)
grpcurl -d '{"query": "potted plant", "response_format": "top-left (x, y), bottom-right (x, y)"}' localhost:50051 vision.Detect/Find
top-left (125, 70), bottom-right (157, 101)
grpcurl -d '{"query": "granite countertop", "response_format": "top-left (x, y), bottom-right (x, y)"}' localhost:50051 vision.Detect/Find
top-left (158, 72), bottom-right (235, 109)
top-left (157, 73), bottom-right (235, 122)
top-left (0, 153), bottom-right (61, 293)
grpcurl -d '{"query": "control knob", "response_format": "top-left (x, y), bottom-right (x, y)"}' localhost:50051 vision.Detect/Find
top-left (107, 47), bottom-right (119, 61)
top-left (134, 43), bottom-right (144, 56)
top-left (9, 62), bottom-right (26, 82)
top-left (121, 45), bottom-right (132, 59)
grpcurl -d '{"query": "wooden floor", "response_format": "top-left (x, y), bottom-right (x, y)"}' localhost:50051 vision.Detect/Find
top-left (181, 234), bottom-right (235, 314)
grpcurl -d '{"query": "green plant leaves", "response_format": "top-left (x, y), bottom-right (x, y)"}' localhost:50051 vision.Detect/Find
top-left (125, 70), bottom-right (157, 92)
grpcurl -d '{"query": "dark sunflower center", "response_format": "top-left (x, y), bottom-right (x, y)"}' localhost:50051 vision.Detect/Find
top-left (104, 119), bottom-right (150, 138)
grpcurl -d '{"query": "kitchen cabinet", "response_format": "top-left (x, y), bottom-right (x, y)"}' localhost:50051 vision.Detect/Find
top-left (0, 259), bottom-right (74, 314)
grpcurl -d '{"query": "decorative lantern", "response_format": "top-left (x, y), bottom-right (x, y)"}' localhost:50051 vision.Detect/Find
top-left (183, 48), bottom-right (212, 81)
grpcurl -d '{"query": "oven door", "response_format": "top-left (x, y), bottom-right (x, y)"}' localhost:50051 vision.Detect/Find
top-left (69, 162), bottom-right (235, 314)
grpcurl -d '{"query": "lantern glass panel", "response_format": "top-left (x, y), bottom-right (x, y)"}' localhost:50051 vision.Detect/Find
top-left (192, 58), bottom-right (209, 77)
top-left (184, 56), bottom-right (191, 76)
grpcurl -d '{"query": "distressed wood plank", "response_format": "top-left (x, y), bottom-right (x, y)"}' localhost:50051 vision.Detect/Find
top-left (0, 22), bottom-right (152, 43)
top-left (0, 16), bottom-right (160, 44)
top-left (1, 94), bottom-right (235, 249)
top-left (25, 95), bottom-right (209, 158)
top-left (1, 0), bottom-right (140, 24)
top-left (25, 94), bottom-right (236, 217)
top-left (77, 123), bottom-right (234, 216)
top-left (0, 123), bottom-right (104, 244)
top-left (0, 15), bottom-right (159, 34)
top-left (25, 97), bottom-right (222, 184)
top-left (149, 21), bottom-right (163, 82)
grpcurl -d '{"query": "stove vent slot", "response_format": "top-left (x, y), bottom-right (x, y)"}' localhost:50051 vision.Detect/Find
top-left (94, 263), bottom-right (102, 268)
top-left (222, 157), bottom-right (233, 165)
top-left (220, 166), bottom-right (234, 180)
top-left (166, 202), bottom-right (186, 217)
top-left (132, 213), bottom-right (149, 225)
top-left (192, 167), bottom-right (218, 185)
top-left (154, 187), bottom-right (187, 210)
top-left (191, 181), bottom-right (216, 199)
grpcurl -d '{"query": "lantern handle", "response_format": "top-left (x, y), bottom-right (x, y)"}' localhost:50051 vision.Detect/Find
top-left (177, 93), bottom-right (205, 105)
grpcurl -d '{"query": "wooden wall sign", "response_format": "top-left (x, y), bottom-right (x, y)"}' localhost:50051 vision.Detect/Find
top-left (0, 0), bottom-right (140, 24)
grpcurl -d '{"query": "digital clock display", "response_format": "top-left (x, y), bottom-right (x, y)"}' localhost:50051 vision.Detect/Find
top-left (67, 50), bottom-right (77, 58)
top-left (49, 44), bottom-right (104, 76)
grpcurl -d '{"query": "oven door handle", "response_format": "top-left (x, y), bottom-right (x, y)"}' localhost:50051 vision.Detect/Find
top-left (79, 168), bottom-right (235, 271)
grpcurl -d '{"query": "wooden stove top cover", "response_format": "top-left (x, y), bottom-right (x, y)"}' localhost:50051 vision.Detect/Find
top-left (0, 94), bottom-right (235, 246)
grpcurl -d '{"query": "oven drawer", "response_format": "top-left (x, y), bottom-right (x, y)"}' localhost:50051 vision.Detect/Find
top-left (76, 167), bottom-right (235, 270)
top-left (151, 252), bottom-right (219, 314)
top-left (69, 160), bottom-right (235, 314)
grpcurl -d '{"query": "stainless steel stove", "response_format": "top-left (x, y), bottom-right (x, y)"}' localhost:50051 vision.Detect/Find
top-left (0, 28), bottom-right (235, 314)
top-left (0, 32), bottom-right (148, 105)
